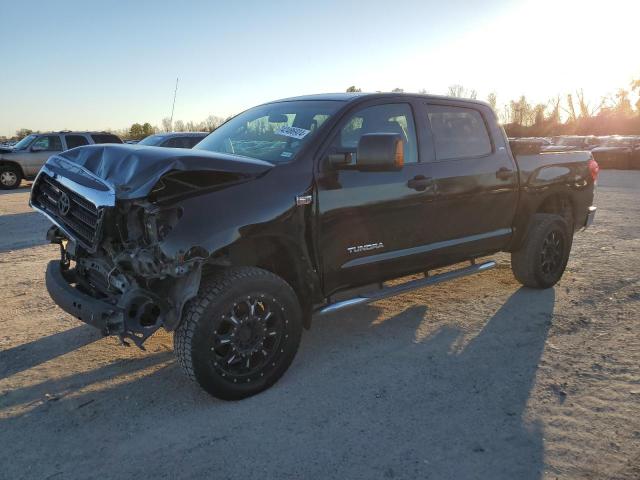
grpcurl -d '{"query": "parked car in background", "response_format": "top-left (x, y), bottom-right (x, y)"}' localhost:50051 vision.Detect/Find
top-left (511, 137), bottom-right (551, 147)
top-left (0, 131), bottom-right (123, 189)
top-left (543, 136), bottom-right (600, 152)
top-left (591, 136), bottom-right (640, 170)
top-left (137, 132), bottom-right (208, 148)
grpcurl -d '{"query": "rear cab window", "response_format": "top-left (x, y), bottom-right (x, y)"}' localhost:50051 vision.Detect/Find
top-left (426, 104), bottom-right (492, 160)
top-left (90, 134), bottom-right (123, 144)
top-left (165, 136), bottom-right (200, 148)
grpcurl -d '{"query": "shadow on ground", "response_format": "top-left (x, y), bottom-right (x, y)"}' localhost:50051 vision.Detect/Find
top-left (0, 325), bottom-right (102, 380)
top-left (0, 183), bottom-right (31, 196)
top-left (0, 211), bottom-right (51, 252)
top-left (0, 287), bottom-right (554, 480)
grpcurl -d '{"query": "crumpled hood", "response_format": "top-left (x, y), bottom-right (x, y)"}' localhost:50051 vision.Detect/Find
top-left (45, 144), bottom-right (274, 200)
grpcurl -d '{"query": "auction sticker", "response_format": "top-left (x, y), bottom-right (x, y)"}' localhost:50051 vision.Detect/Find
top-left (275, 125), bottom-right (310, 139)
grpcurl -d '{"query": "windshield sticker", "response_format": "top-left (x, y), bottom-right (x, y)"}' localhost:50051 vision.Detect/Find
top-left (274, 126), bottom-right (310, 140)
top-left (280, 151), bottom-right (293, 158)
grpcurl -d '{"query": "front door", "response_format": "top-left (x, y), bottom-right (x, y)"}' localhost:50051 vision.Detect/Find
top-left (21, 135), bottom-right (64, 176)
top-left (315, 101), bottom-right (438, 296)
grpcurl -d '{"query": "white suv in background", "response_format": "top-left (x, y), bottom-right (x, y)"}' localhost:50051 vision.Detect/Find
top-left (0, 131), bottom-right (123, 189)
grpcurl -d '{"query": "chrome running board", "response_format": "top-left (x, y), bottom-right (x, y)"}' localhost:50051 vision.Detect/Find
top-left (316, 259), bottom-right (496, 316)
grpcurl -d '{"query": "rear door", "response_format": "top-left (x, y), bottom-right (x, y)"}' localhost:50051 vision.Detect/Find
top-left (421, 101), bottom-right (518, 253)
top-left (315, 100), bottom-right (440, 295)
top-left (64, 134), bottom-right (90, 150)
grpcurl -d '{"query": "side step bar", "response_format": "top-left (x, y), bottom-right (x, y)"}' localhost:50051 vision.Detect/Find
top-left (316, 259), bottom-right (496, 316)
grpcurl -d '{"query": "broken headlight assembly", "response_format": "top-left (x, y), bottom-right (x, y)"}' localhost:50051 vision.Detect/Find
top-left (143, 206), bottom-right (183, 244)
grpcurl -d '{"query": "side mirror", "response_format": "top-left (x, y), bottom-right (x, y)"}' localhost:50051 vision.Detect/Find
top-left (355, 133), bottom-right (404, 171)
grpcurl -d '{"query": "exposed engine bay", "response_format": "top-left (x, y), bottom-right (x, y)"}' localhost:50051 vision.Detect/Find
top-left (42, 193), bottom-right (203, 348)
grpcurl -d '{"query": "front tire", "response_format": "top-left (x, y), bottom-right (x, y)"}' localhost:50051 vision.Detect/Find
top-left (174, 267), bottom-right (302, 400)
top-left (0, 165), bottom-right (22, 189)
top-left (511, 213), bottom-right (572, 289)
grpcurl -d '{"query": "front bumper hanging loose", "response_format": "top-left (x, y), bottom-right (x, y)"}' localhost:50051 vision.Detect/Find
top-left (45, 260), bottom-right (124, 335)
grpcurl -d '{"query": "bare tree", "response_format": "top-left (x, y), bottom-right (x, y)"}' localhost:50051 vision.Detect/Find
top-left (509, 96), bottom-right (534, 126)
top-left (533, 104), bottom-right (546, 126)
top-left (448, 84), bottom-right (464, 97)
top-left (161, 117), bottom-right (172, 132)
top-left (575, 89), bottom-right (603, 118)
top-left (173, 120), bottom-right (186, 132)
top-left (546, 96), bottom-right (561, 125)
top-left (613, 89), bottom-right (633, 116)
top-left (631, 78), bottom-right (640, 111)
top-left (487, 92), bottom-right (497, 111)
top-left (564, 94), bottom-right (577, 123)
top-left (448, 84), bottom-right (476, 99)
top-left (204, 115), bottom-right (225, 131)
top-left (391, 87), bottom-right (404, 93)
top-left (346, 86), bottom-right (361, 93)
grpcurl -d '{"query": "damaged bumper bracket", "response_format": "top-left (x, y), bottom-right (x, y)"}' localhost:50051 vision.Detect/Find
top-left (45, 260), bottom-right (124, 335)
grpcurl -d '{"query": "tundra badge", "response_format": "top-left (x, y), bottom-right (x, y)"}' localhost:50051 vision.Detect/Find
top-left (347, 242), bottom-right (384, 254)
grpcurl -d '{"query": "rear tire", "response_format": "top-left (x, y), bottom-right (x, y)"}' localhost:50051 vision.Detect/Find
top-left (511, 213), bottom-right (572, 289)
top-left (0, 165), bottom-right (22, 189)
top-left (174, 267), bottom-right (302, 400)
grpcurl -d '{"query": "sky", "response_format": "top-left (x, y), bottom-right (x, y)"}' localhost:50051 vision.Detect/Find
top-left (1, 0), bottom-right (638, 136)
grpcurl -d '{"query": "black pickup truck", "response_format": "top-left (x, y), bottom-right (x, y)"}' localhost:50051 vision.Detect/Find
top-left (30, 93), bottom-right (599, 400)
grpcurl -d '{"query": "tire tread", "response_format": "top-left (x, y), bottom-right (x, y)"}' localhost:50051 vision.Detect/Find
top-left (173, 267), bottom-right (300, 396)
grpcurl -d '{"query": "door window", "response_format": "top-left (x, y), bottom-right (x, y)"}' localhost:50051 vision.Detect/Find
top-left (31, 135), bottom-right (63, 151)
top-left (332, 103), bottom-right (418, 163)
top-left (65, 135), bottom-right (89, 149)
top-left (90, 134), bottom-right (123, 144)
top-left (165, 136), bottom-right (195, 148)
top-left (427, 105), bottom-right (492, 160)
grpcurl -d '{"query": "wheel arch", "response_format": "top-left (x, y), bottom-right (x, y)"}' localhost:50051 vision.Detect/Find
top-left (535, 192), bottom-right (575, 229)
top-left (509, 190), bottom-right (575, 252)
top-left (0, 160), bottom-right (25, 177)
top-left (205, 235), bottom-right (321, 329)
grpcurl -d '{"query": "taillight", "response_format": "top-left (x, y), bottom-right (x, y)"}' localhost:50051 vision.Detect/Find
top-left (588, 158), bottom-right (599, 182)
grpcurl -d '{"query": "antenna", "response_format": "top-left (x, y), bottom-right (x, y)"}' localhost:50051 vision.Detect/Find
top-left (169, 77), bottom-right (179, 129)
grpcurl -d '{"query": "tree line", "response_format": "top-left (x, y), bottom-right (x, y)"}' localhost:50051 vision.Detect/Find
top-left (4, 80), bottom-right (639, 143)
top-left (1, 114), bottom-right (231, 143)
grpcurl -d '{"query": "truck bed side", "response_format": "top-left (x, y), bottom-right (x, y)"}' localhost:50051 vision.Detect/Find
top-left (508, 150), bottom-right (596, 251)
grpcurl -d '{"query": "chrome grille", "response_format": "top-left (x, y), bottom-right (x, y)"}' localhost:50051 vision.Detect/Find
top-left (32, 173), bottom-right (105, 250)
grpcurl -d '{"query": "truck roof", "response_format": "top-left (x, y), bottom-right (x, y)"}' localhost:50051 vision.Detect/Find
top-left (271, 92), bottom-right (491, 108)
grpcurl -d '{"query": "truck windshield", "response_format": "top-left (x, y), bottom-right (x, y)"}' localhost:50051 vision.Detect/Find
top-left (13, 134), bottom-right (37, 150)
top-left (194, 100), bottom-right (344, 163)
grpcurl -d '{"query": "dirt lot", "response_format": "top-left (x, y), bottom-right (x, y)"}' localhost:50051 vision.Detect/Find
top-left (0, 171), bottom-right (639, 480)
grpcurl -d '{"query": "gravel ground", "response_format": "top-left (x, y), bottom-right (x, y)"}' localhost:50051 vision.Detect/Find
top-left (0, 171), bottom-right (638, 480)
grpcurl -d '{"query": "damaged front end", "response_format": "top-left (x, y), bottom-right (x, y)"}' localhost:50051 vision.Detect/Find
top-left (35, 182), bottom-right (203, 348)
top-left (30, 147), bottom-right (269, 348)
